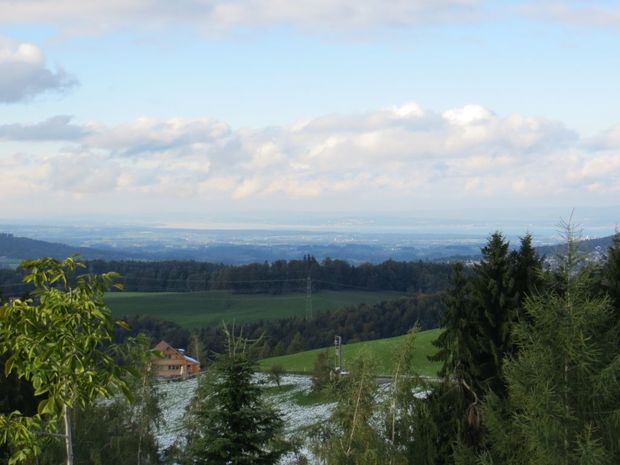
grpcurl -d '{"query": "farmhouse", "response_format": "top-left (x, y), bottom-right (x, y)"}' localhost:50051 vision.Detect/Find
top-left (152, 340), bottom-right (200, 379)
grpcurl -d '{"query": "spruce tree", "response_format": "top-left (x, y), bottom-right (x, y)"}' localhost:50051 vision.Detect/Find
top-left (511, 234), bottom-right (544, 309)
top-left (471, 232), bottom-right (517, 398)
top-left (602, 233), bottom-right (620, 316)
top-left (182, 329), bottom-right (290, 465)
top-left (431, 263), bottom-right (478, 384)
top-left (481, 228), bottom-right (620, 465)
top-left (429, 263), bottom-right (485, 458)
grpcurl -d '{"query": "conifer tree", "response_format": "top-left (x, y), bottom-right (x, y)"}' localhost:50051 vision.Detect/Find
top-left (511, 234), bottom-right (544, 309)
top-left (471, 232), bottom-right (517, 398)
top-left (480, 226), bottom-right (620, 465)
top-left (431, 263), bottom-right (478, 384)
top-left (602, 233), bottom-right (620, 316)
top-left (182, 328), bottom-right (290, 465)
top-left (429, 263), bottom-right (485, 458)
top-left (312, 352), bottom-right (385, 465)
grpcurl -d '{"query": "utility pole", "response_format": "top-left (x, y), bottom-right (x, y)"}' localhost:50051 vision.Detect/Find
top-left (305, 275), bottom-right (313, 320)
top-left (334, 335), bottom-right (342, 373)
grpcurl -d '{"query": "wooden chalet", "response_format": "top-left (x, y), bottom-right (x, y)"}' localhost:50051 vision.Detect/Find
top-left (152, 340), bottom-right (201, 379)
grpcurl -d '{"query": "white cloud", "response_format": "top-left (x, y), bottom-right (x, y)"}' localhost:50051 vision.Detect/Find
top-left (0, 36), bottom-right (76, 103)
top-left (0, 0), bottom-right (481, 34)
top-left (525, 1), bottom-right (620, 31)
top-left (47, 154), bottom-right (122, 193)
top-left (1, 101), bottom-right (619, 213)
top-left (0, 115), bottom-right (87, 140)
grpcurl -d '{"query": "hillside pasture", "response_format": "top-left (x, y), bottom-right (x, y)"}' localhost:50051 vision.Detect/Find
top-left (105, 289), bottom-right (404, 328)
top-left (260, 328), bottom-right (442, 377)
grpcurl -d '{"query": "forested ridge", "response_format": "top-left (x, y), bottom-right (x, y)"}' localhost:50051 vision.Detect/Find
top-left (0, 256), bottom-right (453, 297)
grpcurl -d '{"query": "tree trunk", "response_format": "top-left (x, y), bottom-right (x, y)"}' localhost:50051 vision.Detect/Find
top-left (64, 404), bottom-right (74, 465)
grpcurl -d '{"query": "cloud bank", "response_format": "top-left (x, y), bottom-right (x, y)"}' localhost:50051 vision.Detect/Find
top-left (0, 36), bottom-right (77, 103)
top-left (0, 102), bottom-right (618, 215)
top-left (0, 0), bottom-right (480, 34)
top-left (526, 1), bottom-right (620, 31)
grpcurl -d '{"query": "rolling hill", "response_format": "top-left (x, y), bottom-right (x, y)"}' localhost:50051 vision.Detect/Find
top-left (105, 289), bottom-right (405, 328)
top-left (259, 328), bottom-right (442, 377)
top-left (0, 232), bottom-right (142, 264)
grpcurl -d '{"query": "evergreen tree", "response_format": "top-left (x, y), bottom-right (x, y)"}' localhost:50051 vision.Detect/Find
top-left (480, 228), bottom-right (620, 465)
top-left (471, 232), bottom-right (517, 398)
top-left (312, 352), bottom-right (385, 465)
top-left (431, 263), bottom-right (478, 384)
top-left (511, 234), bottom-right (544, 311)
top-left (602, 233), bottom-right (620, 316)
top-left (429, 262), bottom-right (485, 456)
top-left (383, 328), bottom-right (425, 465)
top-left (182, 328), bottom-right (290, 465)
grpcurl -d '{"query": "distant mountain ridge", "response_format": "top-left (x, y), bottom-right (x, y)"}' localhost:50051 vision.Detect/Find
top-left (0, 233), bottom-right (143, 262)
top-left (536, 234), bottom-right (617, 258)
top-left (1, 231), bottom-right (617, 266)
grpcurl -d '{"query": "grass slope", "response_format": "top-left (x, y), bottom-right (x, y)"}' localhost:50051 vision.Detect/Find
top-left (260, 328), bottom-right (442, 377)
top-left (105, 289), bottom-right (404, 328)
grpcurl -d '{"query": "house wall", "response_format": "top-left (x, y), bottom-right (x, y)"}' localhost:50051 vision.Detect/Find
top-left (152, 345), bottom-right (200, 379)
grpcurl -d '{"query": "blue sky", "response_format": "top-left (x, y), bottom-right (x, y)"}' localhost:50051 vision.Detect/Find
top-left (0, 0), bottom-right (619, 226)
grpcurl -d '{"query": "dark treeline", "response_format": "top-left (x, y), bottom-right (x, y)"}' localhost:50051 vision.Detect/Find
top-left (118, 292), bottom-right (445, 360)
top-left (86, 256), bottom-right (453, 294)
top-left (205, 293), bottom-right (445, 358)
top-left (0, 256), bottom-right (452, 297)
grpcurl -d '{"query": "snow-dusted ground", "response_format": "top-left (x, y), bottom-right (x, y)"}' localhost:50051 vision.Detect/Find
top-left (157, 376), bottom-right (199, 451)
top-left (156, 374), bottom-right (335, 463)
top-left (156, 373), bottom-right (427, 464)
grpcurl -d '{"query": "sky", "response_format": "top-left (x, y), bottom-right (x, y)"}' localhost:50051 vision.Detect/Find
top-left (0, 0), bottom-right (620, 227)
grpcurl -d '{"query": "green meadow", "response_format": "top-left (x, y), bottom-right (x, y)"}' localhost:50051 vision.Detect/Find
top-left (105, 289), bottom-right (404, 328)
top-left (260, 328), bottom-right (442, 377)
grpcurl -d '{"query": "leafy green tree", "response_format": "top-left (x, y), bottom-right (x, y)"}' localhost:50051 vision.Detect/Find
top-left (36, 335), bottom-right (164, 465)
top-left (182, 328), bottom-right (290, 465)
top-left (0, 356), bottom-right (39, 465)
top-left (480, 227), bottom-right (620, 465)
top-left (0, 257), bottom-right (135, 465)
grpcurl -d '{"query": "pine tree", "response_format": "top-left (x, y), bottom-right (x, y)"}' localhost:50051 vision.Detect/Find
top-left (182, 329), bottom-right (290, 465)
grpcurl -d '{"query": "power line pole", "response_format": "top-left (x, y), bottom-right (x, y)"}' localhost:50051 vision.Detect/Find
top-left (305, 275), bottom-right (313, 320)
top-left (334, 335), bottom-right (342, 373)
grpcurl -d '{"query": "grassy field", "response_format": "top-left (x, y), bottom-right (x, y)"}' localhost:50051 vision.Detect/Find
top-left (260, 328), bottom-right (442, 377)
top-left (105, 289), bottom-right (404, 328)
